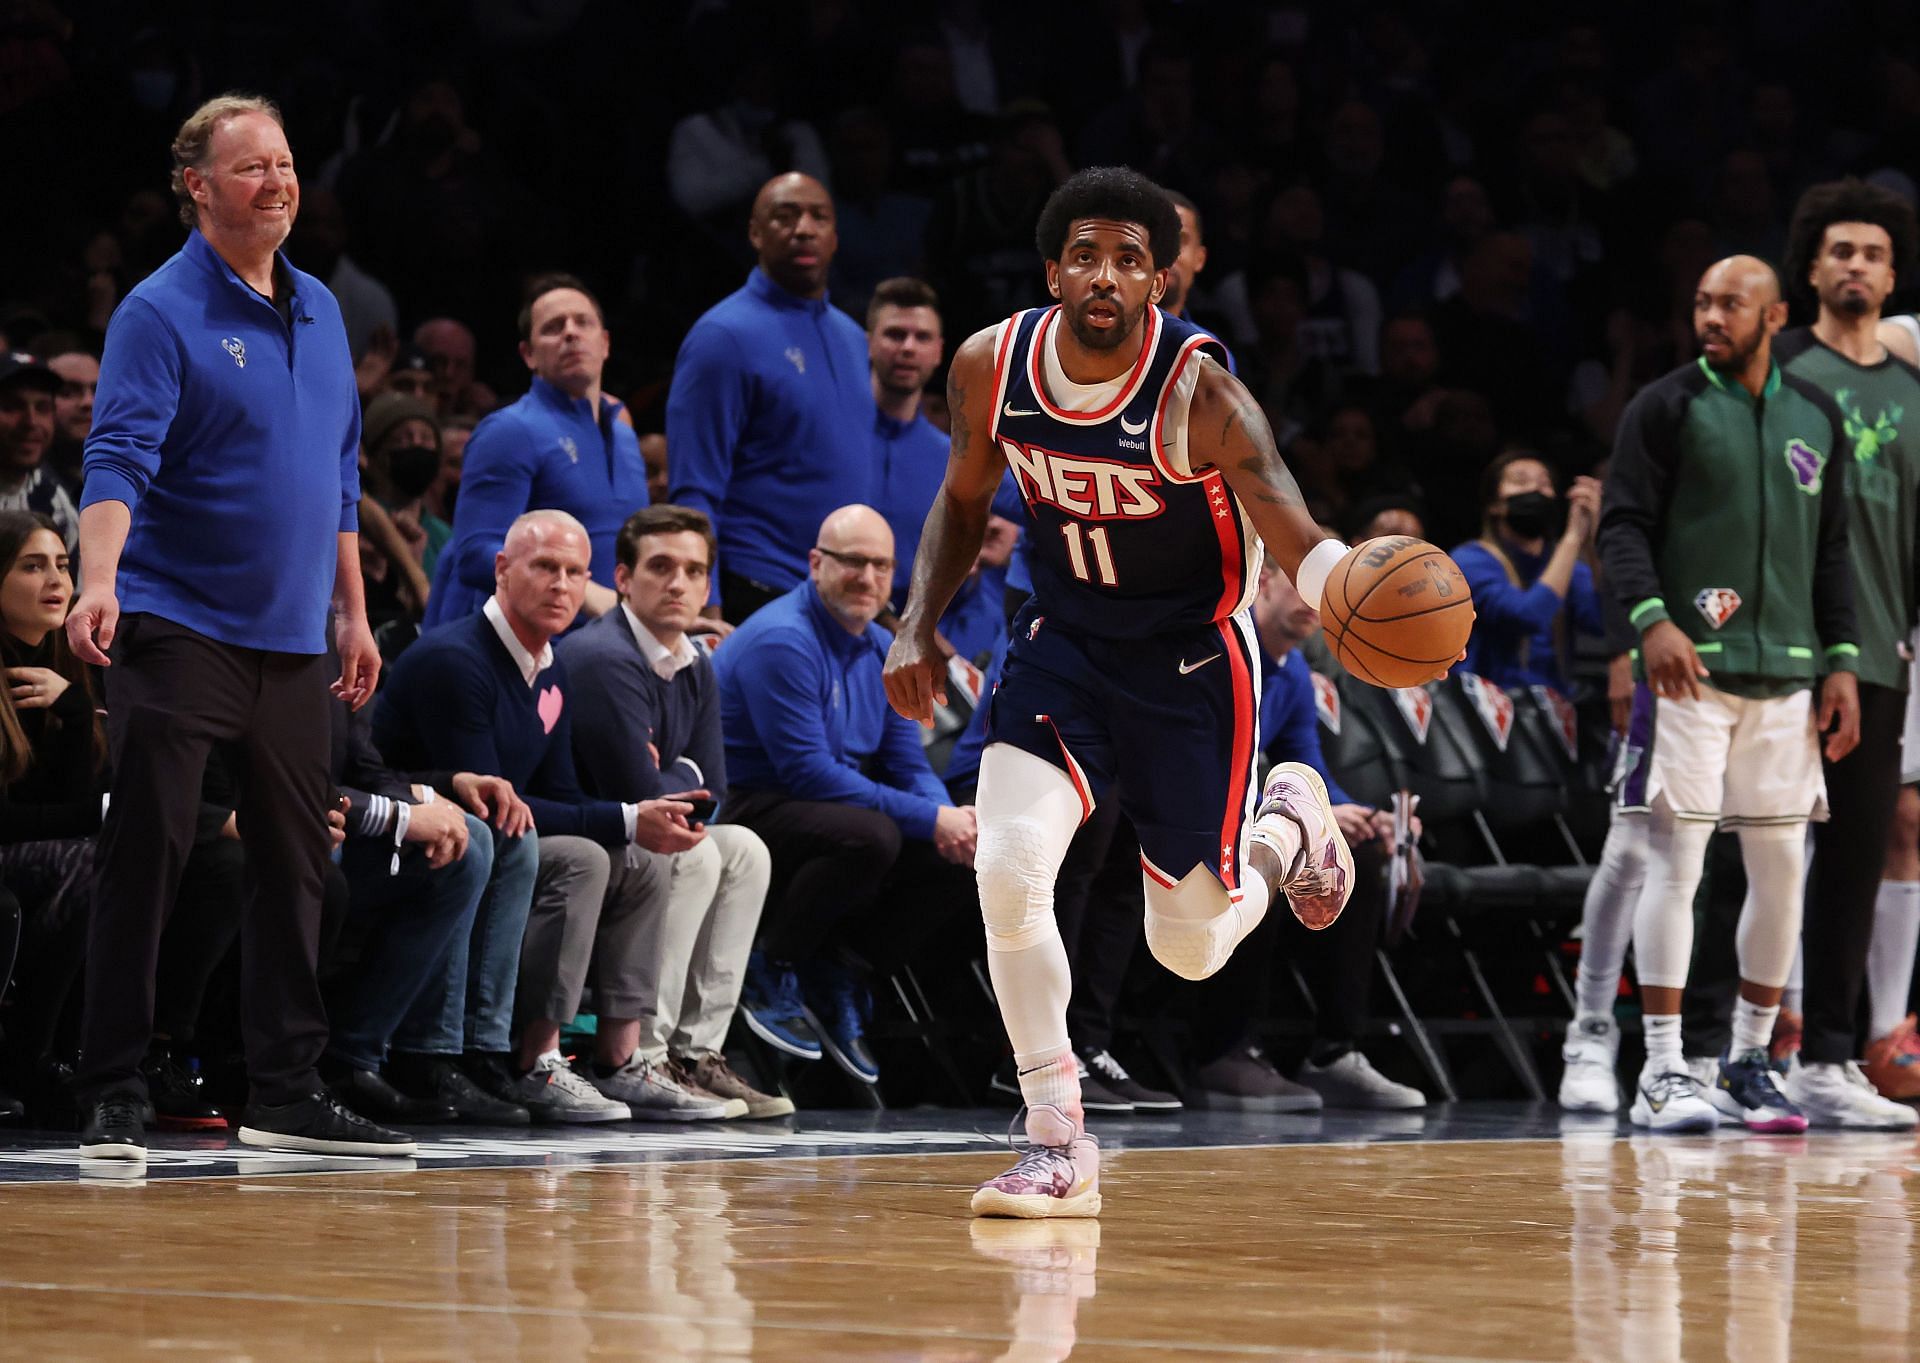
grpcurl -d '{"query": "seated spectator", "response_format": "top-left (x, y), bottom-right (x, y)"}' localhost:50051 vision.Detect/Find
top-left (559, 505), bottom-right (786, 1118)
top-left (667, 174), bottom-right (877, 624)
top-left (383, 343), bottom-right (437, 404)
top-left (43, 345), bottom-right (97, 501)
top-left (431, 414), bottom-right (472, 526)
top-left (940, 513), bottom-right (1018, 665)
top-left (361, 393), bottom-right (452, 578)
top-left (1189, 559), bottom-right (1425, 1111)
top-left (0, 513), bottom-right (105, 1116)
top-left (715, 505), bottom-right (977, 1085)
top-left (426, 276), bottom-right (649, 628)
top-left (320, 640), bottom-right (542, 1128)
top-left (1344, 493), bottom-right (1428, 544)
top-left (1452, 451), bottom-right (1604, 693)
top-left (0, 356), bottom-right (78, 552)
top-left (377, 510), bottom-right (727, 1123)
top-left (286, 188), bottom-right (397, 366)
top-left (413, 317), bottom-right (499, 419)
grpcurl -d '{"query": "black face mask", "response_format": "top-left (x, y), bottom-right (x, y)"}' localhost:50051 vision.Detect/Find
top-left (1502, 490), bottom-right (1560, 539)
top-left (387, 444), bottom-right (440, 500)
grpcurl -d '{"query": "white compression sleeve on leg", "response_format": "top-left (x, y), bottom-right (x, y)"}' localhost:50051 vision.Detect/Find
top-left (1576, 812), bottom-right (1649, 1016)
top-left (975, 743), bottom-right (1086, 1065)
top-left (1143, 863), bottom-right (1271, 981)
top-left (1631, 810), bottom-right (1714, 990)
top-left (1868, 881), bottom-right (1920, 1041)
top-left (1734, 823), bottom-right (1809, 990)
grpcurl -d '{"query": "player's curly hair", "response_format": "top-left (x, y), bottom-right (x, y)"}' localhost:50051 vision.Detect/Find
top-left (1034, 167), bottom-right (1182, 273)
top-left (1783, 177), bottom-right (1920, 303)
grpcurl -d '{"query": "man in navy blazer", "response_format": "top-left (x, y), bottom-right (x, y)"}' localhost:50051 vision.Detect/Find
top-left (560, 504), bottom-right (785, 1118)
top-left (375, 510), bottom-right (728, 1123)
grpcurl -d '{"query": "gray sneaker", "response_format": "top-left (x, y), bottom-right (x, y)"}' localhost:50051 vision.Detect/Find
top-left (590, 1053), bottom-right (732, 1121)
top-left (1296, 1050), bottom-right (1426, 1110)
top-left (523, 1054), bottom-right (631, 1124)
top-left (1190, 1045), bottom-right (1323, 1112)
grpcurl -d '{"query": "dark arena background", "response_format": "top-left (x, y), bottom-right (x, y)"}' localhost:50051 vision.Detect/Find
top-left (3, 2), bottom-right (1920, 1358)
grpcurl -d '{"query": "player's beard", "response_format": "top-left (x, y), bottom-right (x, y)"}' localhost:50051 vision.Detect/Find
top-left (1827, 284), bottom-right (1876, 318)
top-left (1064, 296), bottom-right (1146, 351)
top-left (1703, 326), bottom-right (1766, 373)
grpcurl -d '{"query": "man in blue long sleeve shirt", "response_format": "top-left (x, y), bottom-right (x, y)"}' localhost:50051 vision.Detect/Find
top-left (558, 504), bottom-right (788, 1118)
top-left (1451, 452), bottom-right (1605, 692)
top-left (424, 275), bottom-right (649, 628)
top-left (715, 505), bottom-right (977, 1083)
top-left (377, 510), bottom-right (726, 1123)
top-left (64, 96), bottom-right (404, 1161)
top-left (667, 174), bottom-right (879, 624)
top-left (1190, 561), bottom-right (1428, 1112)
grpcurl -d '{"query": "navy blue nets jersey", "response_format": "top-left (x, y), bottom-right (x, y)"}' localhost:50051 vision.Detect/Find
top-left (990, 305), bottom-right (1259, 638)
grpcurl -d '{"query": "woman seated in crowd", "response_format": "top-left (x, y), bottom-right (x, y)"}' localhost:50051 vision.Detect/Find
top-left (1451, 450), bottom-right (1605, 694)
top-left (0, 511), bottom-right (108, 1119)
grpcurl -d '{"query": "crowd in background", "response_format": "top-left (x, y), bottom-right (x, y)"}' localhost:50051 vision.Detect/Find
top-left (5, 0), bottom-right (1920, 1134)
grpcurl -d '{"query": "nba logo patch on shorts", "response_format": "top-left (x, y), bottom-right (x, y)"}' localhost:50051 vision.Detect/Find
top-left (1694, 587), bottom-right (1741, 630)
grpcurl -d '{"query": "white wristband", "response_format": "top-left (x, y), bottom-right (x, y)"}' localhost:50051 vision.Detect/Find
top-left (1295, 539), bottom-right (1351, 612)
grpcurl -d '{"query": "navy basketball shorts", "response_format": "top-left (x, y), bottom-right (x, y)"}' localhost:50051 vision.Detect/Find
top-left (984, 600), bottom-right (1262, 892)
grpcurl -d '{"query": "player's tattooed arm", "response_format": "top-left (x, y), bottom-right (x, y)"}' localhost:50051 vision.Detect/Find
top-left (886, 326), bottom-right (1007, 723)
top-left (1195, 357), bottom-right (1330, 579)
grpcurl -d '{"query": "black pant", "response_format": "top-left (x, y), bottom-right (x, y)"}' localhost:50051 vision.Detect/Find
top-left (78, 615), bottom-right (333, 1106)
top-left (1190, 839), bottom-right (1390, 1063)
top-left (152, 837), bottom-right (247, 1043)
top-left (1684, 682), bottom-right (1907, 1062)
top-left (720, 571), bottom-right (788, 628)
top-left (724, 789), bottom-right (971, 970)
top-left (1064, 805), bottom-right (1137, 1052)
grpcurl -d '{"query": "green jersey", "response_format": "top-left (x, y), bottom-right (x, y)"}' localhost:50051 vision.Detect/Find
top-left (1777, 328), bottom-right (1920, 691)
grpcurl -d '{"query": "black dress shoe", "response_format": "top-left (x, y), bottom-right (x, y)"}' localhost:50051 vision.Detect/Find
top-left (0, 1083), bottom-right (22, 1121)
top-left (389, 1053), bottom-right (529, 1126)
top-left (326, 1065), bottom-right (458, 1125)
top-left (79, 1093), bottom-right (146, 1159)
top-left (140, 1044), bottom-right (228, 1131)
top-left (238, 1091), bottom-right (417, 1156)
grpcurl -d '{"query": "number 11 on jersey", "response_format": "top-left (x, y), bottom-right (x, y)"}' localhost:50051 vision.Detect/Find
top-left (1061, 522), bottom-right (1118, 586)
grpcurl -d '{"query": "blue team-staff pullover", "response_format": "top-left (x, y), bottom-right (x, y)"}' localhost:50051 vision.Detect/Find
top-left (1451, 538), bottom-right (1603, 693)
top-left (716, 581), bottom-right (950, 839)
top-left (875, 406), bottom-right (951, 603)
top-left (424, 377), bottom-right (649, 627)
top-left (372, 610), bottom-right (627, 845)
top-left (666, 269), bottom-right (877, 597)
top-left (81, 231), bottom-right (359, 654)
top-left (1258, 646), bottom-right (1357, 807)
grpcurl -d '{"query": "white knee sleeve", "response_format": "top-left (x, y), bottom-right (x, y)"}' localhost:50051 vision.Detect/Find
top-left (1631, 809), bottom-right (1714, 990)
top-left (1578, 812), bottom-right (1649, 995)
top-left (1735, 823), bottom-right (1808, 990)
top-left (977, 817), bottom-right (1065, 952)
top-left (1143, 863), bottom-right (1270, 981)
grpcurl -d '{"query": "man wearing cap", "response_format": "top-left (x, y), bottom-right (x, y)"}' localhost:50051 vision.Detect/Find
top-left (67, 94), bottom-right (411, 1161)
top-left (0, 354), bottom-right (80, 551)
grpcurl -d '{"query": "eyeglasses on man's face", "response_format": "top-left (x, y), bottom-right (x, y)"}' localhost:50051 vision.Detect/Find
top-left (815, 546), bottom-right (895, 577)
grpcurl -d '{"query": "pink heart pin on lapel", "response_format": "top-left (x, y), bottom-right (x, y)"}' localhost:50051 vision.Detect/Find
top-left (537, 685), bottom-right (564, 734)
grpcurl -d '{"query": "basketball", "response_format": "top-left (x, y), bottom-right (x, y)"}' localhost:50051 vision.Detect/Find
top-left (1318, 536), bottom-right (1476, 689)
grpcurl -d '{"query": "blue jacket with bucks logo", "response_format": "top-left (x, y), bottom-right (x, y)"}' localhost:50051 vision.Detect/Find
top-left (82, 230), bottom-right (360, 654)
top-left (1598, 355), bottom-right (1857, 694)
top-left (426, 376), bottom-right (650, 627)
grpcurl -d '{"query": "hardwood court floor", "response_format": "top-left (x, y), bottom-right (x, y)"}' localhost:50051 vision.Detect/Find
top-left (0, 1131), bottom-right (1916, 1360)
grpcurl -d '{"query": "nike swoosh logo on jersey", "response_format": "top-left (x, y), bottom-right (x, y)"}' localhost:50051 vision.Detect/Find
top-left (1178, 654), bottom-right (1222, 675)
top-left (1119, 414), bottom-right (1149, 435)
top-left (1003, 401), bottom-right (1041, 418)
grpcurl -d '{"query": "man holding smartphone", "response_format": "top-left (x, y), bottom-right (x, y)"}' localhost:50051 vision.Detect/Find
top-left (561, 505), bottom-right (785, 1118)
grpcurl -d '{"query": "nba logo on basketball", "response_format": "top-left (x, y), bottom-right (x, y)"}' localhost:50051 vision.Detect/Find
top-left (1694, 587), bottom-right (1742, 629)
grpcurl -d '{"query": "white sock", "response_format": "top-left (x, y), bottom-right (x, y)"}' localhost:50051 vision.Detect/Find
top-left (1868, 881), bottom-right (1920, 1041)
top-left (1013, 1047), bottom-right (1082, 1131)
top-left (1631, 815), bottom-right (1713, 990)
top-left (1734, 824), bottom-right (1808, 989)
top-left (1642, 1013), bottom-right (1684, 1073)
top-left (1248, 816), bottom-right (1305, 882)
top-left (1731, 997), bottom-right (1779, 1056)
top-left (1576, 816), bottom-right (1648, 1016)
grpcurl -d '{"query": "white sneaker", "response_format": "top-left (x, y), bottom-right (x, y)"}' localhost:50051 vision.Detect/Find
top-left (590, 1053), bottom-right (735, 1121)
top-left (527, 1054), bottom-right (631, 1123)
top-left (1251, 762), bottom-right (1354, 930)
top-left (1557, 1014), bottom-right (1620, 1113)
top-left (1686, 1055), bottom-right (1744, 1128)
top-left (1296, 1050), bottom-right (1425, 1109)
top-left (1782, 1059), bottom-right (1920, 1131)
top-left (1628, 1066), bottom-right (1716, 1133)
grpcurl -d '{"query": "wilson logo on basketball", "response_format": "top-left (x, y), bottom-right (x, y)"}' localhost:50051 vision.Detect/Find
top-left (1001, 439), bottom-right (1166, 520)
top-left (1694, 587), bottom-right (1742, 630)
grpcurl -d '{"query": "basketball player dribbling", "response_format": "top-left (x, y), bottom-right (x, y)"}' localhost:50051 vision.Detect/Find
top-left (885, 168), bottom-right (1380, 1218)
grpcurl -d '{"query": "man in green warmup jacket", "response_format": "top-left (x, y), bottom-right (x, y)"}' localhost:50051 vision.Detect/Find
top-left (1599, 254), bottom-right (1861, 1135)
